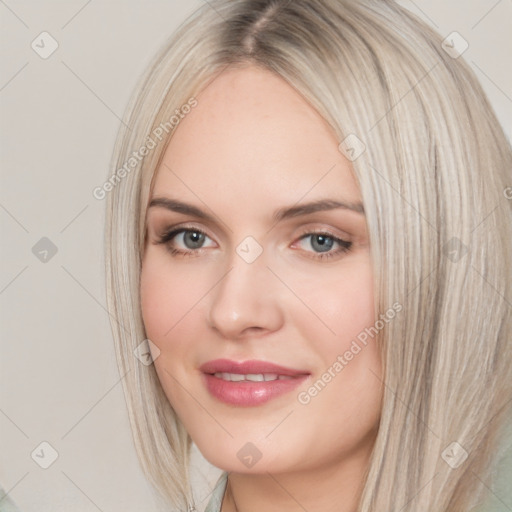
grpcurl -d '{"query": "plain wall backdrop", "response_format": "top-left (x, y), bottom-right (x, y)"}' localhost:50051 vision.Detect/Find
top-left (1, 1), bottom-right (511, 511)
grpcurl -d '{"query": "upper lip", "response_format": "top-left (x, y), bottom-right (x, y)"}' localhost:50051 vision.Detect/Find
top-left (200, 359), bottom-right (310, 377)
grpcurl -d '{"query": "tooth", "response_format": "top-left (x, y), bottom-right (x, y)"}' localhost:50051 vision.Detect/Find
top-left (213, 372), bottom-right (292, 382)
top-left (245, 374), bottom-right (265, 382)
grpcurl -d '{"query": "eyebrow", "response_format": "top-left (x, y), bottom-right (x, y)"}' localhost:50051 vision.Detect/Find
top-left (148, 196), bottom-right (365, 223)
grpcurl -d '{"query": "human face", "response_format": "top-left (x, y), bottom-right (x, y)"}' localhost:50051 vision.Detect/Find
top-left (140, 65), bottom-right (382, 475)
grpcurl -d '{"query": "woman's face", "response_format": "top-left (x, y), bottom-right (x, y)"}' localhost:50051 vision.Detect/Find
top-left (140, 65), bottom-right (383, 475)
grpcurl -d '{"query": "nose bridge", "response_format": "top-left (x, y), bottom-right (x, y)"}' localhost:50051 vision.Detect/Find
top-left (207, 246), bottom-right (284, 338)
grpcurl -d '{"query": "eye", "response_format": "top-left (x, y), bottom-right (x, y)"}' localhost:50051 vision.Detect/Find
top-left (294, 231), bottom-right (352, 260)
top-left (156, 227), bottom-right (216, 257)
top-left (154, 226), bottom-right (352, 260)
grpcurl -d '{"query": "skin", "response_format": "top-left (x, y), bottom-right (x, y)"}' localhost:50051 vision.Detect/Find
top-left (140, 64), bottom-right (383, 512)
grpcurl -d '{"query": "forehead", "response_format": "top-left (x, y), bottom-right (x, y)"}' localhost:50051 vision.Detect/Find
top-left (151, 65), bottom-right (361, 209)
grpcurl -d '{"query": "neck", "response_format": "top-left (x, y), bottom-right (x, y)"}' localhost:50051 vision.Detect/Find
top-left (220, 447), bottom-right (372, 512)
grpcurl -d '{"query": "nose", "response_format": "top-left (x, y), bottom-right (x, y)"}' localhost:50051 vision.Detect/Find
top-left (207, 254), bottom-right (285, 340)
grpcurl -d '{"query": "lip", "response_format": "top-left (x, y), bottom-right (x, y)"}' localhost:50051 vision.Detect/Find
top-left (200, 359), bottom-right (310, 406)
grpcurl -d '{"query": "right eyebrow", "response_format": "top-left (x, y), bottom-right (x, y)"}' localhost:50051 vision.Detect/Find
top-left (272, 198), bottom-right (365, 221)
top-left (148, 197), bottom-right (217, 223)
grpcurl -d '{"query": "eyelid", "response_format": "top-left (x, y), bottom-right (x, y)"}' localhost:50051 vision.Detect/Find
top-left (156, 222), bottom-right (217, 241)
top-left (161, 225), bottom-right (217, 247)
top-left (154, 222), bottom-right (350, 242)
top-left (291, 229), bottom-right (351, 249)
top-left (148, 211), bottom-right (228, 240)
top-left (292, 223), bottom-right (352, 242)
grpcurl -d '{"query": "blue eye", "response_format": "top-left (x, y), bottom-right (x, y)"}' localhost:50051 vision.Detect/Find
top-left (296, 232), bottom-right (352, 259)
top-left (157, 228), bottom-right (214, 256)
top-left (308, 233), bottom-right (335, 252)
top-left (177, 230), bottom-right (208, 250)
top-left (156, 227), bottom-right (353, 260)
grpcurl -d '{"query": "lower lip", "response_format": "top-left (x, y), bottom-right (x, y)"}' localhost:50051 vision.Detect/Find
top-left (203, 374), bottom-right (309, 406)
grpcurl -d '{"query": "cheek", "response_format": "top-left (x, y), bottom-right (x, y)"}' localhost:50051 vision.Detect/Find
top-left (292, 264), bottom-right (381, 453)
top-left (292, 258), bottom-right (375, 353)
top-left (140, 253), bottom-right (201, 406)
top-left (140, 251), bottom-right (205, 339)
top-left (140, 265), bottom-right (174, 340)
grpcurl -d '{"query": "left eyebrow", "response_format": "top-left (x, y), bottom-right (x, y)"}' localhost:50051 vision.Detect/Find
top-left (272, 198), bottom-right (365, 222)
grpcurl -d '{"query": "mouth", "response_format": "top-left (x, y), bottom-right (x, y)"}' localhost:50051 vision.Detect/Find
top-left (211, 372), bottom-right (295, 382)
top-left (199, 359), bottom-right (310, 406)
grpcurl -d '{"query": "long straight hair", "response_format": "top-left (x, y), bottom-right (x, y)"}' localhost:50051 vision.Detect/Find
top-left (104, 1), bottom-right (512, 510)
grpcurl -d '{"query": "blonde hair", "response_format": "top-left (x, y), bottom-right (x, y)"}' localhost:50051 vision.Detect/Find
top-left (104, 0), bottom-right (512, 510)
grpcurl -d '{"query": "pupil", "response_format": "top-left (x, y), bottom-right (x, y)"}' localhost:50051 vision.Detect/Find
top-left (312, 234), bottom-right (333, 253)
top-left (185, 231), bottom-right (205, 248)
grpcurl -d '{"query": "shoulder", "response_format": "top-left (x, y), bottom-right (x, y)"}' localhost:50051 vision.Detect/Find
top-left (203, 471), bottom-right (228, 512)
top-left (0, 483), bottom-right (22, 512)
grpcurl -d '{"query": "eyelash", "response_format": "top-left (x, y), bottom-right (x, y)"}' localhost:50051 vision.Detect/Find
top-left (155, 225), bottom-right (353, 260)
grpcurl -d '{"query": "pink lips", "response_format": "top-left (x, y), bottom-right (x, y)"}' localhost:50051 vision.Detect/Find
top-left (200, 359), bottom-right (310, 406)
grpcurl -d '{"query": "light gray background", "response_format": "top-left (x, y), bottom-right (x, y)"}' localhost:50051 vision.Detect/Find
top-left (1, 1), bottom-right (511, 511)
